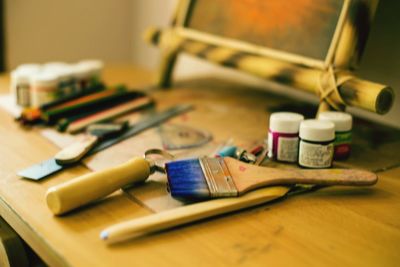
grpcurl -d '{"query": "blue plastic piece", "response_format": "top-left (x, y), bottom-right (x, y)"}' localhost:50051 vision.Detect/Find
top-left (216, 146), bottom-right (237, 157)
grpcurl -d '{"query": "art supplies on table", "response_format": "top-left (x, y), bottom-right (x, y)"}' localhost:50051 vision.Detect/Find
top-left (57, 93), bottom-right (153, 133)
top-left (266, 111), bottom-right (354, 166)
top-left (10, 60), bottom-right (104, 108)
top-left (216, 145), bottom-right (262, 164)
top-left (17, 83), bottom-right (105, 124)
top-left (46, 150), bottom-right (377, 215)
top-left (17, 86), bottom-right (153, 133)
top-left (18, 104), bottom-right (193, 180)
top-left (41, 88), bottom-right (147, 125)
top-left (54, 121), bottom-right (128, 165)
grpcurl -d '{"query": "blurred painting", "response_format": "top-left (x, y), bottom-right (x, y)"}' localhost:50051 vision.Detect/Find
top-left (186, 0), bottom-right (345, 60)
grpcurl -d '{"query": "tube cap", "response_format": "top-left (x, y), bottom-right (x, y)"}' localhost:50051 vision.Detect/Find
top-left (269, 112), bottom-right (304, 133)
top-left (300, 120), bottom-right (335, 142)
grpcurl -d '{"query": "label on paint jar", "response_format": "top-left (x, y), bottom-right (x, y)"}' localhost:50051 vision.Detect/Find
top-left (16, 84), bottom-right (31, 107)
top-left (334, 131), bottom-right (351, 159)
top-left (299, 141), bottom-right (334, 168)
top-left (268, 131), bottom-right (299, 162)
top-left (277, 136), bottom-right (299, 162)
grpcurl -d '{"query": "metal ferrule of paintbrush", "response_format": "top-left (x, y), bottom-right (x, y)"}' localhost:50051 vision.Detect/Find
top-left (199, 157), bottom-right (238, 197)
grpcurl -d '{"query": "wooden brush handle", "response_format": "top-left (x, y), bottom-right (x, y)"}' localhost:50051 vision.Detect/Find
top-left (224, 158), bottom-right (378, 194)
top-left (54, 135), bottom-right (98, 165)
top-left (46, 157), bottom-right (150, 215)
top-left (100, 186), bottom-right (289, 244)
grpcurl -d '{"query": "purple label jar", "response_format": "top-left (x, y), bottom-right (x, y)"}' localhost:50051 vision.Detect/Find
top-left (267, 112), bottom-right (304, 162)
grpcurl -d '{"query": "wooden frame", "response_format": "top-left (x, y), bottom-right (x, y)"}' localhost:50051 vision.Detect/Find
top-left (145, 0), bottom-right (394, 115)
top-left (175, 0), bottom-right (377, 70)
top-left (176, 0), bottom-right (351, 68)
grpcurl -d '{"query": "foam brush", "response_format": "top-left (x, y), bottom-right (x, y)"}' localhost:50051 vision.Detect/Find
top-left (166, 157), bottom-right (378, 200)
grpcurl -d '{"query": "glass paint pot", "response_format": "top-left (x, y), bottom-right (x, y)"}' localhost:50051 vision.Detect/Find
top-left (318, 111), bottom-right (352, 160)
top-left (298, 120), bottom-right (335, 168)
top-left (267, 112), bottom-right (304, 163)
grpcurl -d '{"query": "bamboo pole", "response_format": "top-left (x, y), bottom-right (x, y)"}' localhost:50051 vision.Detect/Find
top-left (145, 27), bottom-right (394, 115)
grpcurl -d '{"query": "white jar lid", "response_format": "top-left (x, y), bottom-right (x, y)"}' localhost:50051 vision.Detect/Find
top-left (70, 64), bottom-right (92, 79)
top-left (77, 60), bottom-right (104, 75)
top-left (300, 119), bottom-right (335, 142)
top-left (269, 112), bottom-right (304, 133)
top-left (12, 67), bottom-right (41, 83)
top-left (43, 62), bottom-right (70, 70)
top-left (16, 64), bottom-right (41, 73)
top-left (46, 67), bottom-right (74, 81)
top-left (31, 72), bottom-right (59, 87)
top-left (318, 111), bottom-right (352, 132)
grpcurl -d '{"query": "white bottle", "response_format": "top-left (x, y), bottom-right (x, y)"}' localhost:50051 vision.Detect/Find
top-left (11, 64), bottom-right (41, 107)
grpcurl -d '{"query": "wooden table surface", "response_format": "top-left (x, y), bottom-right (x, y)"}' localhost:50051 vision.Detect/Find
top-left (0, 65), bottom-right (399, 267)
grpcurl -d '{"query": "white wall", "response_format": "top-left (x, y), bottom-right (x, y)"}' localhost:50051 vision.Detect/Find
top-left (5, 0), bottom-right (132, 68)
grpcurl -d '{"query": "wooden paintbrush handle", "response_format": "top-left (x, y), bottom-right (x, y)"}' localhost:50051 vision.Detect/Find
top-left (282, 168), bottom-right (378, 186)
top-left (100, 186), bottom-right (289, 244)
top-left (225, 158), bottom-right (378, 194)
top-left (46, 157), bottom-right (150, 215)
top-left (54, 135), bottom-right (99, 165)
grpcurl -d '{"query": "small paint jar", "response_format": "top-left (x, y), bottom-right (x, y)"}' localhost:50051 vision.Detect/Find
top-left (298, 120), bottom-right (335, 168)
top-left (30, 72), bottom-right (59, 107)
top-left (44, 63), bottom-right (75, 96)
top-left (77, 60), bottom-right (104, 88)
top-left (70, 63), bottom-right (92, 92)
top-left (267, 112), bottom-right (304, 162)
top-left (11, 64), bottom-right (41, 107)
top-left (318, 111), bottom-right (352, 160)
top-left (56, 67), bottom-right (75, 96)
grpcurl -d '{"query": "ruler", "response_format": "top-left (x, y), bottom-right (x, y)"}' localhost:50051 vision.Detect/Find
top-left (18, 104), bottom-right (193, 180)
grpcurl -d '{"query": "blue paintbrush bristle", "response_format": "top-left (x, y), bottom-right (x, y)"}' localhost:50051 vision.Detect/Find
top-left (166, 158), bottom-right (211, 200)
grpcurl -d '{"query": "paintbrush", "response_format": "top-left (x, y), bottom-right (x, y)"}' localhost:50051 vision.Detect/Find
top-left (166, 157), bottom-right (378, 200)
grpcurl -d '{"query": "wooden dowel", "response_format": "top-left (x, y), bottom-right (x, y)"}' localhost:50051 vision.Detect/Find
top-left (100, 186), bottom-right (289, 244)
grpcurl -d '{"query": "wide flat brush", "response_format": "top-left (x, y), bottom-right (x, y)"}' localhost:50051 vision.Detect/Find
top-left (166, 157), bottom-right (377, 200)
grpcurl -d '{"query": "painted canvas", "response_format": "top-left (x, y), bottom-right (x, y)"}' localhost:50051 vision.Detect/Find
top-left (186, 0), bottom-right (345, 60)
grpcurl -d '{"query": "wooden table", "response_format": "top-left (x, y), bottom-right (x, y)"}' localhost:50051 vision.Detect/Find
top-left (0, 65), bottom-right (399, 267)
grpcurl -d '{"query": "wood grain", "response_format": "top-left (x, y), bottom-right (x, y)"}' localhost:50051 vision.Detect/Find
top-left (0, 65), bottom-right (399, 267)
